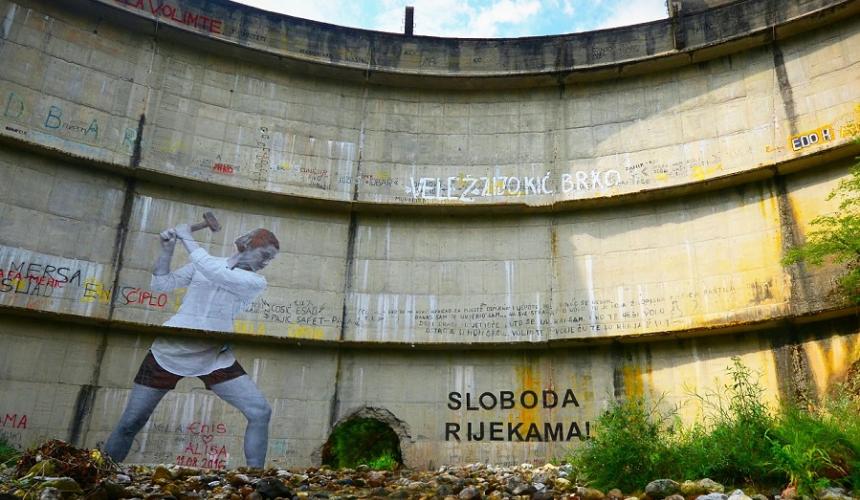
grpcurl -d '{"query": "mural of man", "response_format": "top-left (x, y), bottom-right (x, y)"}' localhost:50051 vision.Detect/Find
top-left (104, 223), bottom-right (279, 468)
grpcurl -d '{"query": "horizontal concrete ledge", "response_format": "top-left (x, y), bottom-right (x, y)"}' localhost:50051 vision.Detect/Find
top-left (80, 0), bottom-right (860, 89)
top-left (2, 133), bottom-right (858, 217)
top-left (4, 303), bottom-right (858, 351)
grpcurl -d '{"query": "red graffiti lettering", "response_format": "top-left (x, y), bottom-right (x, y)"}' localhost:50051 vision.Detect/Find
top-left (212, 163), bottom-right (235, 175)
top-left (1, 414), bottom-right (27, 429)
top-left (186, 421), bottom-right (228, 435)
top-left (113, 0), bottom-right (224, 34)
top-left (121, 287), bottom-right (167, 309)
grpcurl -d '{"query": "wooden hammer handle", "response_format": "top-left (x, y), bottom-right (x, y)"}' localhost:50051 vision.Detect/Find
top-left (190, 221), bottom-right (209, 232)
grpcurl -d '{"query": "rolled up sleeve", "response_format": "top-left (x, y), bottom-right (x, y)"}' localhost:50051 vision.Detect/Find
top-left (151, 263), bottom-right (194, 291)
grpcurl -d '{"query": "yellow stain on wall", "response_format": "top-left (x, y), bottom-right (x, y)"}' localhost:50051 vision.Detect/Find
top-left (691, 163), bottom-right (723, 181)
top-left (164, 139), bottom-right (185, 154)
top-left (287, 324), bottom-right (325, 340)
top-left (654, 173), bottom-right (669, 182)
top-left (79, 279), bottom-right (111, 304)
top-left (569, 373), bottom-right (594, 405)
top-left (622, 365), bottom-right (645, 399)
top-left (803, 335), bottom-right (856, 396)
top-left (839, 104), bottom-right (860, 139)
top-left (514, 364), bottom-right (541, 427)
top-left (234, 320), bottom-right (266, 336)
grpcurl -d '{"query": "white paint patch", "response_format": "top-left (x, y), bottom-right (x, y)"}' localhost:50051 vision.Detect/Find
top-left (385, 220), bottom-right (391, 259)
top-left (138, 195), bottom-right (153, 231)
top-left (585, 255), bottom-right (596, 327)
top-left (251, 357), bottom-right (262, 384)
top-left (2, 4), bottom-right (18, 39)
top-left (504, 260), bottom-right (514, 337)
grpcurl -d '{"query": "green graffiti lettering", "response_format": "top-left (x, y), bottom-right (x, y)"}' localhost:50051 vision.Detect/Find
top-left (4, 92), bottom-right (24, 118)
top-left (122, 127), bottom-right (136, 150)
top-left (85, 118), bottom-right (99, 138)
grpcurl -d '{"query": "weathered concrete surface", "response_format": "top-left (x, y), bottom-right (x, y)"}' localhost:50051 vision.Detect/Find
top-left (0, 0), bottom-right (858, 209)
top-left (0, 0), bottom-right (859, 470)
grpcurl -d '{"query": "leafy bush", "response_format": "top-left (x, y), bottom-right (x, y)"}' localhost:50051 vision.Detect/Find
top-left (767, 386), bottom-right (860, 496)
top-left (782, 148), bottom-right (860, 303)
top-left (567, 358), bottom-right (860, 494)
top-left (569, 397), bottom-right (676, 492)
top-left (321, 418), bottom-right (402, 470)
top-left (681, 357), bottom-right (778, 487)
top-left (768, 406), bottom-right (850, 496)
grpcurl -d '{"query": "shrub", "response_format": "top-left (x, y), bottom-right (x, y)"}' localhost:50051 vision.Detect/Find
top-left (767, 386), bottom-right (860, 496)
top-left (683, 357), bottom-right (779, 487)
top-left (567, 358), bottom-right (860, 494)
top-left (569, 397), bottom-right (676, 492)
top-left (568, 358), bottom-right (782, 492)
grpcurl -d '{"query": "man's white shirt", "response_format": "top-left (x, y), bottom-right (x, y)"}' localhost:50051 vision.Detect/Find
top-left (149, 247), bottom-right (266, 377)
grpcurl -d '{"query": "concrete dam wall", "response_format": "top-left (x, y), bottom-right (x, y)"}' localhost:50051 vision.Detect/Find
top-left (0, 0), bottom-right (859, 469)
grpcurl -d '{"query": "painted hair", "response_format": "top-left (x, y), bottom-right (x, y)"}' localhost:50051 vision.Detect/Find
top-left (235, 228), bottom-right (280, 253)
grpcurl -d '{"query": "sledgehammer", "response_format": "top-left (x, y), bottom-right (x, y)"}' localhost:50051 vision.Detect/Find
top-left (162, 211), bottom-right (222, 240)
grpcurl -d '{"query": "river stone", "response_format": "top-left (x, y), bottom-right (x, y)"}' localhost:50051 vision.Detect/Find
top-left (458, 486), bottom-right (481, 499)
top-left (696, 493), bottom-right (728, 500)
top-left (255, 477), bottom-right (294, 499)
top-left (606, 489), bottom-right (624, 500)
top-left (151, 465), bottom-right (172, 482)
top-left (42, 478), bottom-right (83, 494)
top-left (39, 487), bottom-right (62, 500)
top-left (699, 479), bottom-right (725, 494)
top-left (645, 479), bottom-right (681, 499)
top-left (816, 487), bottom-right (852, 500)
top-left (727, 489), bottom-right (752, 500)
top-left (576, 486), bottom-right (607, 500)
top-left (555, 478), bottom-right (572, 492)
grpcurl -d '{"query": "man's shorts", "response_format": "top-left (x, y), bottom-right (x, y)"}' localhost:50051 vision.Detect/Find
top-left (133, 351), bottom-right (246, 390)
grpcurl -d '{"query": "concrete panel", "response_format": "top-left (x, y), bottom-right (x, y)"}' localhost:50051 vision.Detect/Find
top-left (0, 317), bottom-right (104, 451)
top-left (0, 147), bottom-right (125, 318)
top-left (111, 185), bottom-right (349, 341)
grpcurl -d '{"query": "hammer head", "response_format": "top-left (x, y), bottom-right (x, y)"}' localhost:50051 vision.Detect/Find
top-left (202, 211), bottom-right (221, 232)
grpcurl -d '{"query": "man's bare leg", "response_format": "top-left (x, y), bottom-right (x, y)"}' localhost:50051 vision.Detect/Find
top-left (104, 384), bottom-right (168, 462)
top-left (210, 375), bottom-right (272, 468)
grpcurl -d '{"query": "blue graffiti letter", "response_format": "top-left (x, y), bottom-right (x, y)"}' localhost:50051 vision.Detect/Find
top-left (45, 106), bottom-right (62, 129)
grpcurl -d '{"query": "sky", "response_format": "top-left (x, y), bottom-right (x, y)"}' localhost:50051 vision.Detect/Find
top-left (232, 0), bottom-right (669, 38)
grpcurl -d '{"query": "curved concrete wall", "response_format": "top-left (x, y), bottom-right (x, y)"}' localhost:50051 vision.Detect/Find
top-left (1, 0), bottom-right (860, 469)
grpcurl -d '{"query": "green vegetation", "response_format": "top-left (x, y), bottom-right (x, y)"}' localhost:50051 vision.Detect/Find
top-left (567, 358), bottom-right (860, 495)
top-left (0, 435), bottom-right (21, 467)
top-left (782, 146), bottom-right (860, 303)
top-left (322, 418), bottom-right (402, 470)
top-left (567, 397), bottom-right (673, 492)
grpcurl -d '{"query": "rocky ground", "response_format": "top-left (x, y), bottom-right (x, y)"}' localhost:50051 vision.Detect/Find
top-left (0, 442), bottom-right (856, 500)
